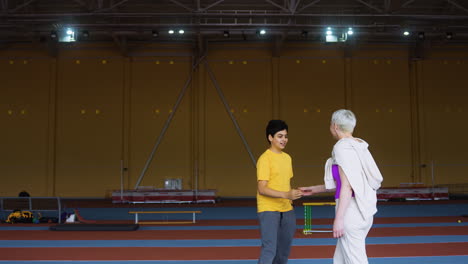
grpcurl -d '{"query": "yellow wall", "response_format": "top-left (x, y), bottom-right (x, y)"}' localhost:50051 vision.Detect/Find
top-left (0, 56), bottom-right (51, 196)
top-left (278, 48), bottom-right (345, 191)
top-left (0, 42), bottom-right (467, 197)
top-left (351, 49), bottom-right (412, 187)
top-left (129, 57), bottom-right (192, 190)
top-left (420, 54), bottom-right (468, 185)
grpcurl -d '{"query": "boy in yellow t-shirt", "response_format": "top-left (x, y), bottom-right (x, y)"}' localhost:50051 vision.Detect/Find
top-left (257, 120), bottom-right (302, 264)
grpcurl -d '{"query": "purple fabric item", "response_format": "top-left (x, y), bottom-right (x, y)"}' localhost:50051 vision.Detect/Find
top-left (332, 164), bottom-right (354, 199)
top-left (332, 165), bottom-right (341, 199)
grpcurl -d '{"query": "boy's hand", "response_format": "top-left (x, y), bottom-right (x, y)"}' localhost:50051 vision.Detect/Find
top-left (286, 189), bottom-right (303, 200)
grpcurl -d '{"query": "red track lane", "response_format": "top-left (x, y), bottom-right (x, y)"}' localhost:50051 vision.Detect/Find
top-left (187, 216), bottom-right (465, 226)
top-left (2, 226), bottom-right (468, 240)
top-left (2, 216), bottom-right (464, 226)
top-left (1, 243), bottom-right (467, 260)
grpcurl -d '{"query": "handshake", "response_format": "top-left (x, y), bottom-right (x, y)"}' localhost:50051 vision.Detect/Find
top-left (286, 186), bottom-right (318, 200)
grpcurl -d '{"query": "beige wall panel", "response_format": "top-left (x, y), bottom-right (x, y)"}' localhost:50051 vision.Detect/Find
top-left (353, 46), bottom-right (408, 58)
top-left (204, 59), bottom-right (272, 197)
top-left (55, 58), bottom-right (124, 197)
top-left (420, 59), bottom-right (468, 185)
top-left (426, 46), bottom-right (468, 58)
top-left (2, 42), bottom-right (467, 198)
top-left (279, 57), bottom-right (345, 189)
top-left (208, 44), bottom-right (273, 59)
top-left (351, 58), bottom-right (412, 187)
top-left (281, 44), bottom-right (344, 57)
top-left (132, 44), bottom-right (194, 55)
top-left (0, 58), bottom-right (51, 196)
top-left (59, 44), bottom-right (125, 57)
top-left (129, 58), bottom-right (192, 189)
top-left (0, 45), bottom-right (50, 58)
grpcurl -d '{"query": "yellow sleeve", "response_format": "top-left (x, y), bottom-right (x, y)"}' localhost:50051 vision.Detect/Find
top-left (257, 155), bottom-right (270, 181)
top-left (288, 154), bottom-right (294, 178)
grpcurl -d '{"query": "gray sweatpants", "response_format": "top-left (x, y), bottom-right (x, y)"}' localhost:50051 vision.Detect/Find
top-left (258, 210), bottom-right (296, 264)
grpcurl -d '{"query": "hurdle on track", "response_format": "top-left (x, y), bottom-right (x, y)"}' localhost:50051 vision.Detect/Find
top-left (303, 202), bottom-right (336, 235)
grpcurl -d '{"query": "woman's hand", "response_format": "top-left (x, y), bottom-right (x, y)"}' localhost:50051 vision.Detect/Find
top-left (299, 185), bottom-right (329, 196)
top-left (333, 217), bottom-right (345, 238)
top-left (286, 189), bottom-right (303, 200)
top-left (298, 186), bottom-right (314, 196)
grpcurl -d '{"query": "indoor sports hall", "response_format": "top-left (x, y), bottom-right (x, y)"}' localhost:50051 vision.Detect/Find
top-left (1, 1), bottom-right (468, 263)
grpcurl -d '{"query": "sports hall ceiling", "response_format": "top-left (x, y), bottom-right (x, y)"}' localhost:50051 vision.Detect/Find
top-left (1, 0), bottom-right (468, 46)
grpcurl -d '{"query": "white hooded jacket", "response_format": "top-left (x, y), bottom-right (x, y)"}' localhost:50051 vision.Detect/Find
top-left (324, 138), bottom-right (383, 220)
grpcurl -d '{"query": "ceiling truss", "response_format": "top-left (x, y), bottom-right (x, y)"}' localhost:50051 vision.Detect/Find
top-left (0, 0), bottom-right (467, 45)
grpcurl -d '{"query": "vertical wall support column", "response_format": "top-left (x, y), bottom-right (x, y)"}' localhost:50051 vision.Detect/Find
top-left (46, 58), bottom-right (58, 196)
top-left (196, 56), bottom-right (206, 191)
top-left (271, 57), bottom-right (280, 119)
top-left (190, 55), bottom-right (198, 193)
top-left (344, 57), bottom-right (353, 109)
top-left (409, 59), bottom-right (426, 183)
top-left (121, 57), bottom-right (131, 191)
top-left (417, 60), bottom-right (428, 184)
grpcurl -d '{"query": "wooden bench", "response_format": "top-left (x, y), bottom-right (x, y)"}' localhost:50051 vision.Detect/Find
top-left (128, 210), bottom-right (202, 224)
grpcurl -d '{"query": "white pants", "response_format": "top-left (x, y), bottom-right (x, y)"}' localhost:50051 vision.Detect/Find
top-left (333, 198), bottom-right (373, 264)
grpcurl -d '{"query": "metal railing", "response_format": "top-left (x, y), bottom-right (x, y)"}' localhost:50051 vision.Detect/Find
top-left (0, 197), bottom-right (62, 223)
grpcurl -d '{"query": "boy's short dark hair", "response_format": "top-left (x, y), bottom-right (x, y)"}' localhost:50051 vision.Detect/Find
top-left (266, 120), bottom-right (288, 143)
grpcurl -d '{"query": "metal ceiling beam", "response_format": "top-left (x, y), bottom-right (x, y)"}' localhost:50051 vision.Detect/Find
top-left (0, 1), bottom-right (466, 43)
top-left (386, 0), bottom-right (408, 13)
top-left (9, 0), bottom-right (37, 13)
top-left (108, 0), bottom-right (130, 10)
top-left (73, 0), bottom-right (89, 8)
top-left (265, 0), bottom-right (290, 13)
top-left (401, 0), bottom-right (416, 8)
top-left (287, 0), bottom-right (301, 14)
top-left (2, 11), bottom-right (468, 19)
top-left (446, 0), bottom-right (468, 14)
top-left (384, 0), bottom-right (391, 12)
top-left (291, 0), bottom-right (301, 13)
top-left (169, 0), bottom-right (194, 12)
top-left (354, 0), bottom-right (383, 13)
top-left (297, 0), bottom-right (321, 13)
top-left (95, 0), bottom-right (130, 12)
top-left (200, 0), bottom-right (225, 12)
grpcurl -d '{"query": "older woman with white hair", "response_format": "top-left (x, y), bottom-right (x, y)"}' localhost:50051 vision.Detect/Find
top-left (300, 109), bottom-right (383, 264)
